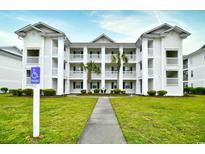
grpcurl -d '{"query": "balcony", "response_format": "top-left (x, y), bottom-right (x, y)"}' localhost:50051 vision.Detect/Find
top-left (138, 70), bottom-right (142, 77)
top-left (166, 57), bottom-right (178, 65)
top-left (138, 52), bottom-right (142, 61)
top-left (52, 68), bottom-right (58, 76)
top-left (70, 54), bottom-right (83, 61)
top-left (123, 71), bottom-right (136, 78)
top-left (92, 72), bottom-right (101, 78)
top-left (148, 68), bottom-right (153, 77)
top-left (105, 54), bottom-right (117, 63)
top-left (27, 56), bottom-right (39, 65)
top-left (64, 70), bottom-right (68, 78)
top-left (70, 71), bottom-right (83, 78)
top-left (148, 48), bottom-right (153, 57)
top-left (64, 52), bottom-right (68, 61)
top-left (88, 54), bottom-right (101, 62)
top-left (105, 71), bottom-right (118, 78)
top-left (52, 46), bottom-right (58, 57)
top-left (126, 54), bottom-right (136, 62)
top-left (183, 64), bottom-right (188, 69)
top-left (167, 78), bottom-right (178, 86)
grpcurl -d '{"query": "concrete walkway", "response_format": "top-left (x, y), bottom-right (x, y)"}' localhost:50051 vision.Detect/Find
top-left (78, 97), bottom-right (126, 144)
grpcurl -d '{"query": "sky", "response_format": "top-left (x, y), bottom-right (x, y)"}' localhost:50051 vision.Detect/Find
top-left (0, 10), bottom-right (205, 55)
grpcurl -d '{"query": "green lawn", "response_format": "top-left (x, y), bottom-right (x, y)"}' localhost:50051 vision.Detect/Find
top-left (0, 94), bottom-right (97, 143)
top-left (111, 95), bottom-right (205, 144)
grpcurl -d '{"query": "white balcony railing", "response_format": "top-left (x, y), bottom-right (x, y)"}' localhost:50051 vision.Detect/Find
top-left (70, 54), bottom-right (83, 61)
top-left (127, 54), bottom-right (136, 62)
top-left (148, 48), bottom-right (153, 57)
top-left (105, 71), bottom-right (118, 78)
top-left (27, 56), bottom-right (39, 65)
top-left (166, 57), bottom-right (178, 65)
top-left (148, 68), bottom-right (153, 76)
top-left (70, 71), bottom-right (83, 78)
top-left (52, 46), bottom-right (58, 57)
top-left (88, 54), bottom-right (101, 61)
top-left (105, 54), bottom-right (117, 62)
top-left (123, 71), bottom-right (136, 78)
top-left (92, 72), bottom-right (101, 78)
top-left (52, 68), bottom-right (58, 76)
top-left (167, 78), bottom-right (178, 86)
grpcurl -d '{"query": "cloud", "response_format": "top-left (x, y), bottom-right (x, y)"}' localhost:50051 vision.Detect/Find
top-left (0, 31), bottom-right (23, 49)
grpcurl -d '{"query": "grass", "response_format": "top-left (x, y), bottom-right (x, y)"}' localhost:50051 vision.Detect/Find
top-left (0, 94), bottom-right (97, 143)
top-left (111, 95), bottom-right (205, 144)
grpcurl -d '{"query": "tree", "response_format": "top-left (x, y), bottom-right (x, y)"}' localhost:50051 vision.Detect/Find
top-left (80, 61), bottom-right (101, 92)
top-left (111, 51), bottom-right (128, 89)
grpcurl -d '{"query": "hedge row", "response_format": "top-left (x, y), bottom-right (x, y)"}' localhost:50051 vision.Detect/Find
top-left (9, 88), bottom-right (56, 96)
top-left (80, 89), bottom-right (126, 94)
top-left (147, 90), bottom-right (168, 96)
top-left (184, 87), bottom-right (205, 95)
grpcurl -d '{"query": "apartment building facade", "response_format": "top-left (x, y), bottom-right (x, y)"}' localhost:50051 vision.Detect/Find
top-left (183, 45), bottom-right (205, 87)
top-left (15, 22), bottom-right (190, 96)
top-left (0, 46), bottom-right (22, 89)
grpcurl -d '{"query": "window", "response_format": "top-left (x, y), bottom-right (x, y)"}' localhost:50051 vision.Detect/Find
top-left (148, 40), bottom-right (153, 48)
top-left (73, 82), bottom-right (83, 89)
top-left (26, 70), bottom-right (30, 77)
top-left (90, 82), bottom-right (100, 89)
top-left (191, 70), bottom-right (194, 77)
top-left (139, 45), bottom-right (142, 52)
top-left (111, 82), bottom-right (117, 89)
top-left (123, 82), bottom-right (133, 89)
top-left (166, 71), bottom-right (178, 86)
top-left (140, 62), bottom-right (142, 70)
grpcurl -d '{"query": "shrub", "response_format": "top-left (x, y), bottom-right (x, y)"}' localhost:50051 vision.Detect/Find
top-left (147, 90), bottom-right (156, 96)
top-left (194, 87), bottom-right (205, 95)
top-left (110, 90), bottom-right (114, 94)
top-left (42, 89), bottom-right (56, 96)
top-left (113, 89), bottom-right (121, 94)
top-left (87, 91), bottom-right (92, 94)
top-left (121, 90), bottom-right (126, 94)
top-left (101, 89), bottom-right (106, 94)
top-left (22, 88), bottom-right (33, 96)
top-left (157, 90), bottom-right (167, 96)
top-left (1, 87), bottom-right (8, 93)
top-left (9, 89), bottom-right (17, 95)
top-left (81, 90), bottom-right (86, 94)
top-left (94, 89), bottom-right (100, 94)
top-left (184, 87), bottom-right (192, 94)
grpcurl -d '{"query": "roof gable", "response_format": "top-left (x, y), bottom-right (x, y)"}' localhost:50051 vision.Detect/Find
top-left (91, 34), bottom-right (115, 43)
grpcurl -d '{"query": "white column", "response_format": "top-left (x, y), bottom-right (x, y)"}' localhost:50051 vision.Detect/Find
top-left (57, 37), bottom-right (64, 95)
top-left (179, 40), bottom-right (183, 96)
top-left (40, 37), bottom-right (45, 89)
top-left (142, 39), bottom-right (148, 95)
top-left (101, 46), bottom-right (105, 89)
top-left (119, 46), bottom-right (123, 90)
top-left (66, 47), bottom-right (70, 94)
top-left (83, 46), bottom-right (88, 90)
top-left (22, 45), bottom-right (27, 88)
top-left (160, 38), bottom-right (165, 90)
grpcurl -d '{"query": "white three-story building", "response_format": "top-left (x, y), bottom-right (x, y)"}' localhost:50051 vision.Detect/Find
top-left (15, 22), bottom-right (190, 96)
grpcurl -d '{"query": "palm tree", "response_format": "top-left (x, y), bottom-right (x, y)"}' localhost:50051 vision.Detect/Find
top-left (111, 51), bottom-right (128, 89)
top-left (80, 61), bottom-right (101, 92)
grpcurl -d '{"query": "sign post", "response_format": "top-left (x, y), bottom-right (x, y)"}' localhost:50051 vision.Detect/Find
top-left (31, 67), bottom-right (40, 138)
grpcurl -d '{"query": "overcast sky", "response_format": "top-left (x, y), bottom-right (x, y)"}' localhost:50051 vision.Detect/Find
top-left (0, 10), bottom-right (204, 55)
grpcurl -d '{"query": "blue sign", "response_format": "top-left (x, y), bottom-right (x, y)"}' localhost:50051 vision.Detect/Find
top-left (31, 67), bottom-right (40, 84)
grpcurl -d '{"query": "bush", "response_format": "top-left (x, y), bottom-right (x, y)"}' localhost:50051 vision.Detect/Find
top-left (194, 87), bottom-right (205, 95)
top-left (101, 89), bottom-right (106, 94)
top-left (81, 90), bottom-right (86, 94)
top-left (113, 89), bottom-right (121, 94)
top-left (22, 88), bottom-right (33, 96)
top-left (87, 91), bottom-right (92, 94)
top-left (147, 90), bottom-right (156, 96)
top-left (1, 87), bottom-right (8, 93)
top-left (94, 89), bottom-right (100, 94)
top-left (121, 90), bottom-right (126, 94)
top-left (184, 87), bottom-right (192, 94)
top-left (42, 89), bottom-right (56, 96)
top-left (110, 90), bottom-right (114, 94)
top-left (9, 89), bottom-right (17, 95)
top-left (157, 90), bottom-right (167, 96)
